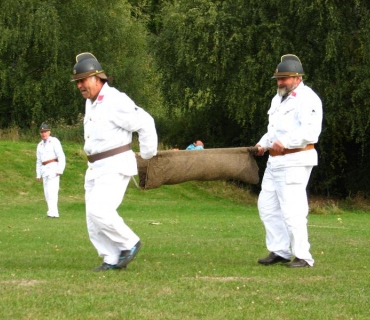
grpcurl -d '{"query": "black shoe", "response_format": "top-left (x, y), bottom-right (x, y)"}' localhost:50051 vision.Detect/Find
top-left (92, 263), bottom-right (118, 272)
top-left (258, 252), bottom-right (291, 265)
top-left (116, 241), bottom-right (142, 269)
top-left (286, 258), bottom-right (310, 268)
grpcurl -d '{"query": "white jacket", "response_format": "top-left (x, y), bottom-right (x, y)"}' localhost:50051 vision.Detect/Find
top-left (36, 136), bottom-right (66, 179)
top-left (83, 83), bottom-right (158, 180)
top-left (257, 82), bottom-right (323, 168)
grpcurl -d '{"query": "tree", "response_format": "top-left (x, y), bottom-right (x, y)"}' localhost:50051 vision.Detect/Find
top-left (0, 0), bottom-right (162, 129)
top-left (151, 0), bottom-right (370, 197)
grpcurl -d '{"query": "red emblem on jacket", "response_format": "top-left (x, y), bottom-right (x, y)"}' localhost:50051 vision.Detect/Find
top-left (97, 95), bottom-right (104, 102)
top-left (292, 92), bottom-right (297, 97)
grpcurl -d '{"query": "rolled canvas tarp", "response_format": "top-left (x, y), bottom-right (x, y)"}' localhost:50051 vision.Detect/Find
top-left (136, 147), bottom-right (259, 190)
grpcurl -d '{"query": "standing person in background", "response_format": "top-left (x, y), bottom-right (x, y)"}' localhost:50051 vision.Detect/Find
top-left (36, 123), bottom-right (66, 218)
top-left (71, 52), bottom-right (158, 272)
top-left (254, 54), bottom-right (323, 268)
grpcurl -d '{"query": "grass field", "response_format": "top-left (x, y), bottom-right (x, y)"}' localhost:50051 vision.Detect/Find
top-left (0, 140), bottom-right (369, 319)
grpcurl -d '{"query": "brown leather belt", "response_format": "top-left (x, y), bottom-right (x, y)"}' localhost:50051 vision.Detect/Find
top-left (269, 144), bottom-right (314, 156)
top-left (87, 143), bottom-right (131, 163)
top-left (42, 159), bottom-right (58, 165)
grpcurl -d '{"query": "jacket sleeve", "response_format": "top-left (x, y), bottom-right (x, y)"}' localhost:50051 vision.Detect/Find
top-left (54, 138), bottom-right (66, 174)
top-left (279, 90), bottom-right (323, 149)
top-left (36, 146), bottom-right (42, 179)
top-left (112, 93), bottom-right (158, 160)
top-left (257, 132), bottom-right (270, 148)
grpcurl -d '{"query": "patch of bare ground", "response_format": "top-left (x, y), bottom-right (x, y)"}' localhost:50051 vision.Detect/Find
top-left (186, 276), bottom-right (254, 282)
top-left (1, 280), bottom-right (46, 286)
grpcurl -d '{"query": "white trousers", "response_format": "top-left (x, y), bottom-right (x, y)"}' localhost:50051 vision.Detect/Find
top-left (257, 165), bottom-right (314, 266)
top-left (85, 173), bottom-right (140, 265)
top-left (43, 174), bottom-right (60, 217)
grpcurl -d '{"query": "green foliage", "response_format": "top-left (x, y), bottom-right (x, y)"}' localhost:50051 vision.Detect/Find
top-left (151, 0), bottom-right (370, 197)
top-left (126, 0), bottom-right (170, 34)
top-left (0, 0), bottom-right (162, 129)
top-left (152, 0), bottom-right (283, 147)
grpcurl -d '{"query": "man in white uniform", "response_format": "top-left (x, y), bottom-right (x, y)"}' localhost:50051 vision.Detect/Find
top-left (36, 124), bottom-right (66, 218)
top-left (254, 54), bottom-right (323, 268)
top-left (71, 52), bottom-right (158, 272)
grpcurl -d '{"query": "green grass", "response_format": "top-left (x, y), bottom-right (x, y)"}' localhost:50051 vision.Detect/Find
top-left (0, 141), bottom-right (369, 319)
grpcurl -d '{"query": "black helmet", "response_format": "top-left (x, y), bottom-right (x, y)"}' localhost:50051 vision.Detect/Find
top-left (272, 54), bottom-right (304, 78)
top-left (71, 52), bottom-right (108, 81)
top-left (39, 123), bottom-right (51, 132)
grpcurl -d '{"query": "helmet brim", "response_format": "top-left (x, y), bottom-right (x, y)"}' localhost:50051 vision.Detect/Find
top-left (272, 72), bottom-right (304, 79)
top-left (71, 71), bottom-right (108, 82)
